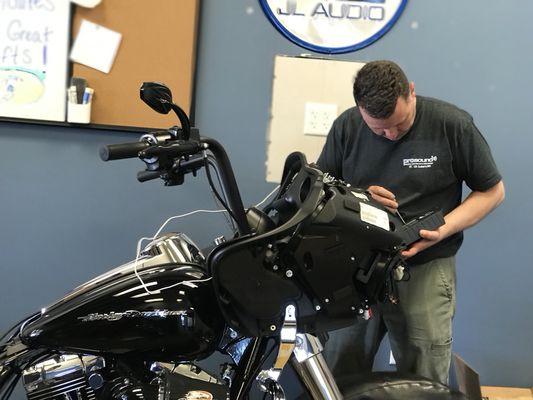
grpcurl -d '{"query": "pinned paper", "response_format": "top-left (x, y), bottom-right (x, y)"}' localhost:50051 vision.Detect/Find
top-left (70, 0), bottom-right (102, 7)
top-left (70, 19), bottom-right (122, 74)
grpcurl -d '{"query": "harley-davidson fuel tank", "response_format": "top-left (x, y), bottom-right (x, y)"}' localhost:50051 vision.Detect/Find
top-left (19, 233), bottom-right (225, 362)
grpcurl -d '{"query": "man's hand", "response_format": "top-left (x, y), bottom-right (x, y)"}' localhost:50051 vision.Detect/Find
top-left (400, 180), bottom-right (505, 259)
top-left (367, 185), bottom-right (398, 213)
top-left (401, 229), bottom-right (442, 258)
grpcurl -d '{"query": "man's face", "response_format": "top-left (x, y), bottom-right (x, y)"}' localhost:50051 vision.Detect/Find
top-left (359, 83), bottom-right (417, 141)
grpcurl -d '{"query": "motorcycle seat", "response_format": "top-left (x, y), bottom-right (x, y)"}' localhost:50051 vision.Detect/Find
top-left (340, 372), bottom-right (470, 400)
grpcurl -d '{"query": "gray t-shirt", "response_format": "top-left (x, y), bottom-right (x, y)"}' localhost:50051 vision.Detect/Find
top-left (317, 96), bottom-right (502, 265)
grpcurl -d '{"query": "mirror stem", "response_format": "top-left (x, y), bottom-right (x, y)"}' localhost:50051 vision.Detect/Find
top-left (167, 102), bottom-right (191, 140)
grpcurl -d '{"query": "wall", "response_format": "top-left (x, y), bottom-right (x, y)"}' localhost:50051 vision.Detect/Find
top-left (0, 0), bottom-right (531, 393)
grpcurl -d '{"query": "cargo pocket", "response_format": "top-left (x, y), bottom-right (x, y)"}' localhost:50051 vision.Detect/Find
top-left (431, 337), bottom-right (453, 357)
top-left (436, 260), bottom-right (455, 302)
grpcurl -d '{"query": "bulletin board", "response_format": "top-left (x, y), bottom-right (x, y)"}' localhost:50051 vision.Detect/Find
top-left (0, 1), bottom-right (71, 122)
top-left (266, 55), bottom-right (365, 183)
top-left (71, 0), bottom-right (200, 129)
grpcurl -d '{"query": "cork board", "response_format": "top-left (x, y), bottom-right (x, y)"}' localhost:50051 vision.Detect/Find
top-left (72, 0), bottom-right (199, 129)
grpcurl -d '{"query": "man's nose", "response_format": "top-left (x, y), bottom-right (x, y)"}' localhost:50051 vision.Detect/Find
top-left (383, 128), bottom-right (398, 140)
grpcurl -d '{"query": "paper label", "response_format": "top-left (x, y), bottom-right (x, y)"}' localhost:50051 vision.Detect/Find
top-left (351, 191), bottom-right (369, 201)
top-left (360, 203), bottom-right (390, 231)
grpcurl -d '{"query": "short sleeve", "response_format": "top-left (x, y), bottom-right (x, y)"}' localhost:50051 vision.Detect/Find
top-left (317, 119), bottom-right (344, 179)
top-left (450, 117), bottom-right (502, 191)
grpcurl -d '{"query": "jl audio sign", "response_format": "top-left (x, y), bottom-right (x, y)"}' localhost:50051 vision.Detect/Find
top-left (259, 0), bottom-right (408, 54)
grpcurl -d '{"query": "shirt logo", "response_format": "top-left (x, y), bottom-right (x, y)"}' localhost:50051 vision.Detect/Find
top-left (403, 155), bottom-right (438, 169)
top-left (258, 0), bottom-right (408, 54)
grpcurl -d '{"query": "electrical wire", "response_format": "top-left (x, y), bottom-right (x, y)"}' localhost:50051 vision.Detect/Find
top-left (207, 158), bottom-right (236, 231)
top-left (132, 209), bottom-right (227, 295)
top-left (204, 158), bottom-right (240, 227)
top-left (255, 185), bottom-right (280, 208)
top-left (132, 184), bottom-right (281, 295)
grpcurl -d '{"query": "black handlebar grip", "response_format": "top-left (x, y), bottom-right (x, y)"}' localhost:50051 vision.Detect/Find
top-left (99, 141), bottom-right (150, 161)
top-left (137, 170), bottom-right (161, 182)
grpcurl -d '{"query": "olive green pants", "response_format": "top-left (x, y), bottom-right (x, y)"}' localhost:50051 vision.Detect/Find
top-left (323, 256), bottom-right (456, 390)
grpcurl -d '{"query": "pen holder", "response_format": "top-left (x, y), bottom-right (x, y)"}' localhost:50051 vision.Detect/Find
top-left (67, 101), bottom-right (92, 124)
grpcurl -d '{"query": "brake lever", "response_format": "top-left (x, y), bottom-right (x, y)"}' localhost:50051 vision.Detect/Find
top-left (137, 154), bottom-right (206, 185)
top-left (137, 170), bottom-right (161, 182)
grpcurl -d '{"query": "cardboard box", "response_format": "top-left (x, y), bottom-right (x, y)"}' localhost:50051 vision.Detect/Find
top-left (481, 386), bottom-right (533, 400)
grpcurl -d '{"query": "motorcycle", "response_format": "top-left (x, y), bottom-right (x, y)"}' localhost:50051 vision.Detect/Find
top-left (0, 83), bottom-right (467, 400)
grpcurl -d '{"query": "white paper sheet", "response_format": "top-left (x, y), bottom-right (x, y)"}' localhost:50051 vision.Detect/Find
top-left (70, 0), bottom-right (102, 7)
top-left (70, 19), bottom-right (122, 74)
top-left (360, 203), bottom-right (390, 231)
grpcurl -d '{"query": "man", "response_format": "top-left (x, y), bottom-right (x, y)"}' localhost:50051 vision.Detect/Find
top-left (317, 60), bottom-right (505, 388)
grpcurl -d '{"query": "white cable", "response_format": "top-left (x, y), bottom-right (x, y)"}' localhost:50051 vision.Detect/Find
top-left (255, 185), bottom-right (280, 207)
top-left (133, 185), bottom-right (280, 295)
top-left (133, 209), bottom-right (226, 294)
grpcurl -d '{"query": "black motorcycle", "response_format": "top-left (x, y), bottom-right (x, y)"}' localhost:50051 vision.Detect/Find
top-left (0, 83), bottom-right (467, 400)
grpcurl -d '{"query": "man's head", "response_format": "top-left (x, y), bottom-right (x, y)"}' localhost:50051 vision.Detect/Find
top-left (353, 60), bottom-right (416, 141)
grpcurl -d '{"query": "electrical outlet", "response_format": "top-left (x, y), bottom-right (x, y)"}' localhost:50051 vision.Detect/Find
top-left (303, 102), bottom-right (338, 136)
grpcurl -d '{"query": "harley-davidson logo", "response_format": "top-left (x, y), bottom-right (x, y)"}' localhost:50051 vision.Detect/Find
top-left (77, 309), bottom-right (187, 322)
top-left (179, 391), bottom-right (213, 400)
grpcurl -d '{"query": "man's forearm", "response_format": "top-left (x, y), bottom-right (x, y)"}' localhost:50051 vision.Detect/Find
top-left (441, 180), bottom-right (505, 239)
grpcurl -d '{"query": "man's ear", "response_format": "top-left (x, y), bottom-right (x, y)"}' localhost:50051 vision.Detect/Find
top-left (409, 81), bottom-right (416, 97)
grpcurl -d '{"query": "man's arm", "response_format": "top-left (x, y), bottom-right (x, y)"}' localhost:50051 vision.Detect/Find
top-left (401, 180), bottom-right (505, 258)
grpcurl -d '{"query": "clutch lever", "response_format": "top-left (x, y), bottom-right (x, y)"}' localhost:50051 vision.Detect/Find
top-left (137, 170), bottom-right (161, 182)
top-left (137, 154), bottom-right (206, 184)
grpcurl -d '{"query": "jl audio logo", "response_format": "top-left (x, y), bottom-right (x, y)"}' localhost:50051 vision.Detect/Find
top-left (259, 0), bottom-right (408, 54)
top-left (403, 155), bottom-right (438, 169)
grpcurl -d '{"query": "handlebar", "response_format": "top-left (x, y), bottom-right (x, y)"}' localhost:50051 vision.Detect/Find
top-left (138, 141), bottom-right (201, 159)
top-left (99, 140), bottom-right (202, 162)
top-left (99, 141), bottom-right (150, 161)
top-left (99, 135), bottom-right (251, 236)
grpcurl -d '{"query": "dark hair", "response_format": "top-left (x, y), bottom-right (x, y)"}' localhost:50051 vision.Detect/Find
top-left (353, 60), bottom-right (410, 119)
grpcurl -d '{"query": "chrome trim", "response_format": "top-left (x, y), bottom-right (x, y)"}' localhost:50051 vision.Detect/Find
top-left (171, 364), bottom-right (224, 385)
top-left (22, 354), bottom-right (104, 390)
top-left (257, 304), bottom-right (297, 399)
top-left (46, 233), bottom-right (205, 309)
top-left (293, 333), bottom-right (323, 363)
top-left (291, 335), bottom-right (343, 400)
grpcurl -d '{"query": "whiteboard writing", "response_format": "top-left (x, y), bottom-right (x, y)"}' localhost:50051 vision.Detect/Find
top-left (0, 0), bottom-right (70, 122)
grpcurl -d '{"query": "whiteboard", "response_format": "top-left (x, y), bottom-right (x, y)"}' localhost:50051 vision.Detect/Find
top-left (0, 1), bottom-right (71, 122)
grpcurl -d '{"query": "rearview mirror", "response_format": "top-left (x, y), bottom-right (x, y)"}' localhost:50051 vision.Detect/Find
top-left (140, 82), bottom-right (173, 114)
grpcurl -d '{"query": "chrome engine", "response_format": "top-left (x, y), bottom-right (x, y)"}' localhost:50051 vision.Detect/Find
top-left (21, 354), bottom-right (228, 400)
top-left (22, 354), bottom-right (104, 400)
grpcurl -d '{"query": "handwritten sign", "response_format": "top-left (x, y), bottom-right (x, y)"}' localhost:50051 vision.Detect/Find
top-left (0, 0), bottom-right (70, 122)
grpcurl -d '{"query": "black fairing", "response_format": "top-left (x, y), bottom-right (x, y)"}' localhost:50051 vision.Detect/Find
top-left (20, 262), bottom-right (224, 362)
top-left (210, 153), bottom-right (407, 337)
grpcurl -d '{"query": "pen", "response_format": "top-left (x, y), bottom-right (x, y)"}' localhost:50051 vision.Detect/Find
top-left (82, 88), bottom-right (94, 104)
top-left (68, 86), bottom-right (77, 103)
top-left (396, 210), bottom-right (407, 225)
